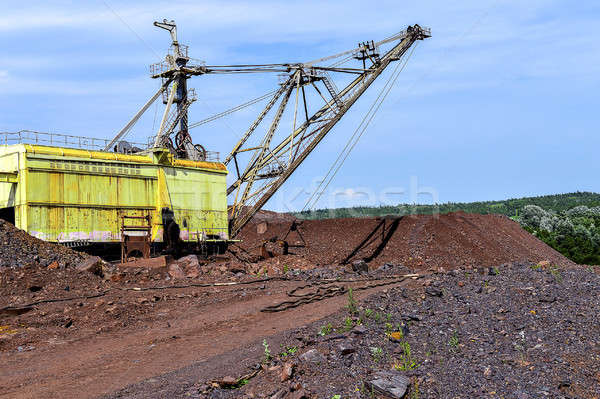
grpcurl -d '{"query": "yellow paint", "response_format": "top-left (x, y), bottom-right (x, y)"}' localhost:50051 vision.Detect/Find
top-left (0, 145), bottom-right (229, 243)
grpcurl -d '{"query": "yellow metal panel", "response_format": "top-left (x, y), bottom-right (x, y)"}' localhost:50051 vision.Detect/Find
top-left (0, 144), bottom-right (229, 243)
top-left (0, 182), bottom-right (16, 207)
top-left (24, 144), bottom-right (153, 163)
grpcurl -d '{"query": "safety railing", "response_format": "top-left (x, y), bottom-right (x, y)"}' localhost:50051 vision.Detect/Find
top-left (0, 130), bottom-right (146, 152)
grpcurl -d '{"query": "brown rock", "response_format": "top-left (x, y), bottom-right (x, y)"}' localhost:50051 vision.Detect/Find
top-left (216, 376), bottom-right (237, 387)
top-left (47, 261), bottom-right (59, 270)
top-left (281, 362), bottom-right (294, 382)
top-left (287, 388), bottom-right (309, 399)
top-left (76, 256), bottom-right (102, 274)
top-left (168, 264), bottom-right (186, 279)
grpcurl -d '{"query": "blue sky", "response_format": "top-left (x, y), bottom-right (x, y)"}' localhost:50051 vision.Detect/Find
top-left (1, 1), bottom-right (599, 212)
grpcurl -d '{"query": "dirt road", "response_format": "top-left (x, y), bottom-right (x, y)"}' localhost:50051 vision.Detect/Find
top-left (1, 278), bottom-right (413, 399)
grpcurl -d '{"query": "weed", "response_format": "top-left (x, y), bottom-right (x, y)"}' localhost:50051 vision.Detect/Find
top-left (448, 331), bottom-right (459, 352)
top-left (394, 341), bottom-right (418, 370)
top-left (493, 266), bottom-right (500, 275)
top-left (549, 265), bottom-right (562, 282)
top-left (384, 322), bottom-right (394, 336)
top-left (531, 263), bottom-right (543, 270)
top-left (262, 339), bottom-right (271, 363)
top-left (223, 378), bottom-right (249, 389)
top-left (386, 312), bottom-right (392, 322)
top-left (283, 264), bottom-right (289, 274)
top-left (410, 378), bottom-right (420, 399)
top-left (332, 395), bottom-right (341, 399)
top-left (279, 345), bottom-right (298, 357)
top-left (364, 308), bottom-right (373, 318)
top-left (318, 323), bottom-right (333, 336)
top-left (374, 312), bottom-right (382, 323)
top-left (347, 288), bottom-right (357, 315)
top-left (341, 316), bottom-right (354, 332)
top-left (370, 346), bottom-right (383, 363)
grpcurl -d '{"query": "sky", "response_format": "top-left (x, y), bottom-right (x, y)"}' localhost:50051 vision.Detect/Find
top-left (1, 1), bottom-right (599, 212)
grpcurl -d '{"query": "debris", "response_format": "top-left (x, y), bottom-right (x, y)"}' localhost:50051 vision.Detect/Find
top-left (120, 255), bottom-right (169, 269)
top-left (337, 341), bottom-right (355, 355)
top-left (351, 260), bottom-right (369, 273)
top-left (280, 362), bottom-right (294, 382)
top-left (167, 264), bottom-right (186, 279)
top-left (76, 256), bottom-right (103, 275)
top-left (299, 349), bottom-right (325, 364)
top-left (365, 370), bottom-right (410, 399)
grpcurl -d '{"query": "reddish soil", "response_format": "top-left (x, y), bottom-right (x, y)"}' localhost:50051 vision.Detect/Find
top-left (0, 211), bottom-right (578, 398)
top-left (236, 212), bottom-right (574, 271)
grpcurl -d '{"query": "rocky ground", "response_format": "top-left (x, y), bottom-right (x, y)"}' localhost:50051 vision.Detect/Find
top-left (0, 219), bottom-right (87, 269)
top-left (200, 262), bottom-right (600, 399)
top-left (1, 212), bottom-right (595, 398)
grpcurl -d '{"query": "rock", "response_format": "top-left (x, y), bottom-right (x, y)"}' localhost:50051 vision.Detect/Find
top-left (299, 349), bottom-right (325, 364)
top-left (425, 287), bottom-right (442, 297)
top-left (216, 376), bottom-right (238, 387)
top-left (280, 362), bottom-right (294, 382)
top-left (257, 221), bottom-right (268, 235)
top-left (184, 266), bottom-right (200, 278)
top-left (76, 256), bottom-right (102, 275)
top-left (337, 340), bottom-right (355, 355)
top-left (378, 262), bottom-right (395, 271)
top-left (365, 370), bottom-right (410, 399)
top-left (270, 388), bottom-right (287, 399)
top-left (168, 264), bottom-right (186, 279)
top-left (352, 260), bottom-right (369, 273)
top-left (352, 325), bottom-right (367, 335)
top-left (287, 388), bottom-right (309, 399)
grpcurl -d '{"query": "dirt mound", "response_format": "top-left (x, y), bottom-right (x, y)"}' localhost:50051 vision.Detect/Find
top-left (238, 212), bottom-right (574, 270)
top-left (0, 220), bottom-right (87, 269)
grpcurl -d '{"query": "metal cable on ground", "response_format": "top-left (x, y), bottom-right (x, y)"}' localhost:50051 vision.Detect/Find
top-left (302, 43), bottom-right (419, 212)
top-left (261, 273), bottom-right (421, 312)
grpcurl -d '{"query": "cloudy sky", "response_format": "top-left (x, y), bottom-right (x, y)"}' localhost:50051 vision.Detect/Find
top-left (1, 1), bottom-right (599, 211)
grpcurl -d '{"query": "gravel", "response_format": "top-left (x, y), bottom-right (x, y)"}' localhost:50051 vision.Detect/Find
top-left (0, 220), bottom-right (87, 269)
top-left (202, 262), bottom-right (600, 398)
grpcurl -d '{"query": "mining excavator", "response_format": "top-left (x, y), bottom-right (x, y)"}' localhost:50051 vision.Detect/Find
top-left (0, 20), bottom-right (430, 258)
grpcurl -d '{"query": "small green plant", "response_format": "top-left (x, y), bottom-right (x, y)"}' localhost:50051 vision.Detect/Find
top-left (386, 312), bottom-right (392, 322)
top-left (279, 345), bottom-right (298, 357)
top-left (283, 264), bottom-right (289, 274)
top-left (319, 323), bottom-right (333, 336)
top-left (347, 287), bottom-right (357, 315)
top-left (531, 263), bottom-right (543, 270)
top-left (341, 316), bottom-right (354, 332)
top-left (374, 312), bottom-right (382, 323)
top-left (549, 265), bottom-right (562, 282)
top-left (384, 322), bottom-right (394, 336)
top-left (410, 378), bottom-right (420, 399)
top-left (262, 339), bottom-right (271, 363)
top-left (493, 266), bottom-right (500, 275)
top-left (222, 378), bottom-right (250, 389)
top-left (364, 308), bottom-right (374, 318)
top-left (394, 341), bottom-right (418, 370)
top-left (370, 346), bottom-right (383, 363)
top-left (332, 395), bottom-right (341, 399)
top-left (448, 331), bottom-right (459, 352)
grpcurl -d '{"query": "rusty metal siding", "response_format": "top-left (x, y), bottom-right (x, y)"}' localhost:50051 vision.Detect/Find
top-left (0, 144), bottom-right (228, 243)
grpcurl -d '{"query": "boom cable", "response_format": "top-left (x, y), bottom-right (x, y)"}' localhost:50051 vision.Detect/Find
top-left (302, 43), bottom-right (419, 212)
